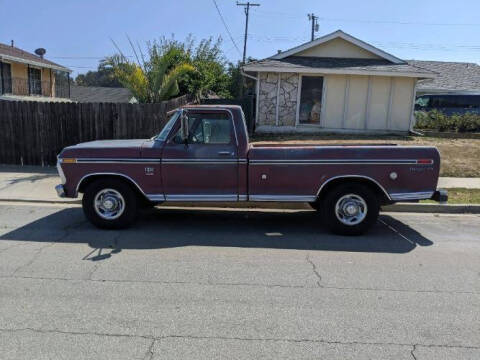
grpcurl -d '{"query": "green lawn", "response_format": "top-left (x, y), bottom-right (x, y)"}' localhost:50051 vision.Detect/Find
top-left (421, 188), bottom-right (480, 204)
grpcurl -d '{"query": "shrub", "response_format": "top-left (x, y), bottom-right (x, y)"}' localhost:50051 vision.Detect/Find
top-left (414, 110), bottom-right (480, 132)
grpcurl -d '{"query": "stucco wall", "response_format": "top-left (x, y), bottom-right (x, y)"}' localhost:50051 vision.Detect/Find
top-left (256, 71), bottom-right (416, 133)
top-left (4, 62), bottom-right (54, 97)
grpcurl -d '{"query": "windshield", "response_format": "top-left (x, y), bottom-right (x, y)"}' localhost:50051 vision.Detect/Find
top-left (155, 111), bottom-right (180, 141)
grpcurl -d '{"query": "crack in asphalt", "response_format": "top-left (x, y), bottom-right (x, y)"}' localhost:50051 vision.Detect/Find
top-left (0, 274), bottom-right (478, 295)
top-left (10, 242), bottom-right (57, 276)
top-left (0, 327), bottom-right (479, 351)
top-left (411, 344), bottom-right (418, 360)
top-left (143, 339), bottom-right (156, 360)
top-left (306, 254), bottom-right (323, 287)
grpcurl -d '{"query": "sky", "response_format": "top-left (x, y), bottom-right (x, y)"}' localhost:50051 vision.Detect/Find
top-left (2, 0), bottom-right (480, 76)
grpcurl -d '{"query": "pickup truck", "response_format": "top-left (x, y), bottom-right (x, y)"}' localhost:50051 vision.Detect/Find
top-left (56, 105), bottom-right (447, 235)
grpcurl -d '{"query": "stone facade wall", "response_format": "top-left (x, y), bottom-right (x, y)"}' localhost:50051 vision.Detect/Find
top-left (257, 72), bottom-right (299, 127)
top-left (278, 73), bottom-right (298, 126)
top-left (257, 73), bottom-right (278, 125)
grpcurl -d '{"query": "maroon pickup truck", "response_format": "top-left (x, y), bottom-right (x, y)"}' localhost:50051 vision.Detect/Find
top-left (56, 105), bottom-right (447, 235)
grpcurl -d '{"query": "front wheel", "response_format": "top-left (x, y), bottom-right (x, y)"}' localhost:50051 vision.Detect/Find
top-left (82, 179), bottom-right (138, 229)
top-left (321, 183), bottom-right (379, 236)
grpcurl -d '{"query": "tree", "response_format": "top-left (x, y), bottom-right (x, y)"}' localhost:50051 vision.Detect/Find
top-left (74, 60), bottom-right (123, 87)
top-left (107, 48), bottom-right (194, 103)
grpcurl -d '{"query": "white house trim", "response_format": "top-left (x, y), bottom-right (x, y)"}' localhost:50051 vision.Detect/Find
top-left (0, 54), bottom-right (71, 73)
top-left (242, 66), bottom-right (435, 79)
top-left (386, 78), bottom-right (395, 129)
top-left (408, 79), bottom-right (418, 131)
top-left (364, 76), bottom-right (373, 129)
top-left (295, 74), bottom-right (302, 126)
top-left (342, 76), bottom-right (350, 128)
top-left (270, 30), bottom-right (405, 64)
top-left (275, 73), bottom-right (280, 126)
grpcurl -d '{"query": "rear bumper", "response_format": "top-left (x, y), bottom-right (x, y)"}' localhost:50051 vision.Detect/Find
top-left (55, 184), bottom-right (66, 198)
top-left (431, 189), bottom-right (448, 203)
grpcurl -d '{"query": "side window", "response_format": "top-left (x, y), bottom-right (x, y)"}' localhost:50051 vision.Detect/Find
top-left (173, 112), bottom-right (232, 144)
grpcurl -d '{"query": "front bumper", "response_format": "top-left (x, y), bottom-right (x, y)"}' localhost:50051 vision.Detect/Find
top-left (431, 189), bottom-right (448, 203)
top-left (55, 184), bottom-right (66, 198)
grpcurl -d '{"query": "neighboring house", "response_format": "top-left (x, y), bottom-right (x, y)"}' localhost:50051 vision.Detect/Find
top-left (243, 30), bottom-right (436, 133)
top-left (408, 60), bottom-right (480, 115)
top-left (0, 41), bottom-right (71, 102)
top-left (70, 85), bottom-right (136, 103)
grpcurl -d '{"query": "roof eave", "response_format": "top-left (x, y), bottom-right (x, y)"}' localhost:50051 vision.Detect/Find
top-left (242, 66), bottom-right (436, 78)
top-left (0, 54), bottom-right (72, 73)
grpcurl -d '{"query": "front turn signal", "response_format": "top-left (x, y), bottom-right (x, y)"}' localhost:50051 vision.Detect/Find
top-left (62, 158), bottom-right (77, 164)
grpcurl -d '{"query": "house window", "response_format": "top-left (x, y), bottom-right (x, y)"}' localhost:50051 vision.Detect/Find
top-left (0, 62), bottom-right (12, 94)
top-left (28, 67), bottom-right (42, 95)
top-left (298, 76), bottom-right (323, 125)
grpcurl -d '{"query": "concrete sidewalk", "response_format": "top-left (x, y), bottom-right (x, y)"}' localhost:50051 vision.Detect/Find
top-left (0, 165), bottom-right (479, 209)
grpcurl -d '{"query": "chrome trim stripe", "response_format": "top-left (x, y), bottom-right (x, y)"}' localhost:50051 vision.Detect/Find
top-left (238, 195), bottom-right (248, 201)
top-left (162, 158), bottom-right (241, 165)
top-left (390, 191), bottom-right (434, 201)
top-left (165, 194), bottom-right (238, 202)
top-left (146, 194), bottom-right (166, 202)
top-left (250, 159), bottom-right (424, 165)
top-left (316, 175), bottom-right (392, 201)
top-left (74, 158), bottom-right (161, 164)
top-left (249, 195), bottom-right (317, 202)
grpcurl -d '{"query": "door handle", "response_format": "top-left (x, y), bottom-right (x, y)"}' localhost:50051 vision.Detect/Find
top-left (218, 151), bottom-right (234, 156)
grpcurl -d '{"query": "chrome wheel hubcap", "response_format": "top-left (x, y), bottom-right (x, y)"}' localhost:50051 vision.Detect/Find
top-left (335, 194), bottom-right (367, 226)
top-left (94, 189), bottom-right (125, 220)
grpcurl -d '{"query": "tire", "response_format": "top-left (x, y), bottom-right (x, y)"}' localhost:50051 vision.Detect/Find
top-left (320, 183), bottom-right (379, 236)
top-left (82, 178), bottom-right (138, 229)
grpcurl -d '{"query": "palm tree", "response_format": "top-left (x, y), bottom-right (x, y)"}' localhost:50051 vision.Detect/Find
top-left (107, 47), bottom-right (194, 103)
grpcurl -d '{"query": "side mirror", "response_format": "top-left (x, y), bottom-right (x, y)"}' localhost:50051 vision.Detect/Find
top-left (180, 110), bottom-right (189, 144)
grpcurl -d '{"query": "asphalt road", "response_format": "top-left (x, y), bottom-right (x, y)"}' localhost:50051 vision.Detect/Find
top-left (0, 202), bottom-right (479, 360)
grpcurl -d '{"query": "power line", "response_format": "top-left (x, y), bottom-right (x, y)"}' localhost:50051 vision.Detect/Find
top-left (212, 0), bottom-right (242, 57)
top-left (253, 10), bottom-right (480, 27)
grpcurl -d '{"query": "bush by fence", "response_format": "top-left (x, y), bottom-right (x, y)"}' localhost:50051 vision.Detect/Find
top-left (415, 110), bottom-right (480, 132)
top-left (0, 95), bottom-right (191, 166)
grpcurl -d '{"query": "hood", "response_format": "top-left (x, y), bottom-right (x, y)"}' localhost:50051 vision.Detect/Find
top-left (60, 139), bottom-right (149, 159)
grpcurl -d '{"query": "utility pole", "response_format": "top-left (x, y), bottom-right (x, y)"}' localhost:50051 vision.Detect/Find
top-left (237, 2), bottom-right (260, 64)
top-left (308, 13), bottom-right (319, 41)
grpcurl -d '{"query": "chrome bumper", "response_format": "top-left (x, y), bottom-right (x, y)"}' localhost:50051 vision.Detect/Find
top-left (431, 189), bottom-right (448, 204)
top-left (55, 184), bottom-right (66, 198)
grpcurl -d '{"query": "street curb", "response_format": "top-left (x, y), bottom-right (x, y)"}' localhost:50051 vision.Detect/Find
top-left (0, 198), bottom-right (81, 205)
top-left (1, 198), bottom-right (480, 214)
top-left (381, 203), bottom-right (480, 214)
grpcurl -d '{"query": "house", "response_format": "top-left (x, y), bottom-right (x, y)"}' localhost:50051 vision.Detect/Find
top-left (408, 60), bottom-right (480, 96)
top-left (408, 60), bottom-right (480, 115)
top-left (70, 85), bottom-right (136, 103)
top-left (0, 41), bottom-right (71, 102)
top-left (242, 30), bottom-right (437, 133)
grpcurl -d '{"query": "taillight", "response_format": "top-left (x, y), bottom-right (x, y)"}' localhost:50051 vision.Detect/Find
top-left (417, 159), bottom-right (433, 164)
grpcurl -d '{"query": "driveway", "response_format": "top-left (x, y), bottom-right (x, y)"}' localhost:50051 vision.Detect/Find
top-left (0, 203), bottom-right (479, 359)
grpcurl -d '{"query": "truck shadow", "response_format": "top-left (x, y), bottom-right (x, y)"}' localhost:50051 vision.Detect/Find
top-left (0, 206), bottom-right (432, 254)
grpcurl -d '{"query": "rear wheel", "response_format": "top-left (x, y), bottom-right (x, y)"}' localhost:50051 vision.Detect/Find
top-left (321, 183), bottom-right (379, 235)
top-left (82, 179), bottom-right (138, 229)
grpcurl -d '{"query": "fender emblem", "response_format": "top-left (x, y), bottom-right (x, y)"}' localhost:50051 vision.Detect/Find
top-left (145, 167), bottom-right (155, 176)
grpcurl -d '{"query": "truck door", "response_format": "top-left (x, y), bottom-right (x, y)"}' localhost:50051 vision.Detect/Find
top-left (161, 110), bottom-right (239, 201)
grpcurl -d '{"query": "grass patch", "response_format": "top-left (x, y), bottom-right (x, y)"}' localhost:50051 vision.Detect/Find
top-left (251, 134), bottom-right (480, 177)
top-left (421, 188), bottom-right (480, 204)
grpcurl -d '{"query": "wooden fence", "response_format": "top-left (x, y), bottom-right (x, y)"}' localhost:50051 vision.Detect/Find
top-left (0, 95), bottom-right (191, 166)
